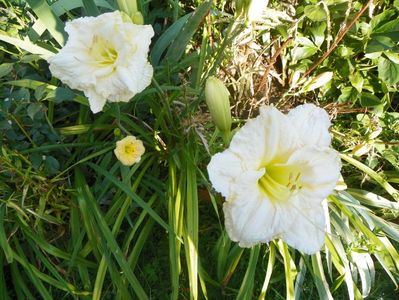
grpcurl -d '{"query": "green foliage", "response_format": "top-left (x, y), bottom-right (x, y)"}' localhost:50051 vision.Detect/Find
top-left (0, 0), bottom-right (398, 299)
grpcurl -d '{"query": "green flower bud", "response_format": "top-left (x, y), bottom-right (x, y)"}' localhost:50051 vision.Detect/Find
top-left (117, 0), bottom-right (139, 19)
top-left (205, 76), bottom-right (232, 134)
top-left (114, 128), bottom-right (121, 137)
top-left (131, 12), bottom-right (144, 25)
top-left (120, 11), bottom-right (133, 23)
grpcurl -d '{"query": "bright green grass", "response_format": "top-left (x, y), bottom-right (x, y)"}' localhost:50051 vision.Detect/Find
top-left (1, 0), bottom-right (399, 299)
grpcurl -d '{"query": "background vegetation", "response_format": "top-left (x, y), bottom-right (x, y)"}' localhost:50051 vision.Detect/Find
top-left (0, 0), bottom-right (399, 299)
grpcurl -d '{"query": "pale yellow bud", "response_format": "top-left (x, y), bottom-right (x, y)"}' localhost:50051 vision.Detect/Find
top-left (117, 0), bottom-right (141, 21)
top-left (114, 135), bottom-right (145, 166)
top-left (205, 76), bottom-right (232, 134)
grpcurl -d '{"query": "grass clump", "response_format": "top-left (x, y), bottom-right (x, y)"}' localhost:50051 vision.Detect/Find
top-left (1, 0), bottom-right (399, 299)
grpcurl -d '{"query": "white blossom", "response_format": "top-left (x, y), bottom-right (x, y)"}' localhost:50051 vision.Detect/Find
top-left (207, 104), bottom-right (341, 254)
top-left (48, 11), bottom-right (154, 113)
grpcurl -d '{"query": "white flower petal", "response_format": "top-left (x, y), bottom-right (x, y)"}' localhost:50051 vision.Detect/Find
top-left (115, 62), bottom-right (153, 95)
top-left (207, 150), bottom-right (261, 198)
top-left (281, 200), bottom-right (326, 254)
top-left (229, 106), bottom-right (298, 169)
top-left (288, 103), bottom-right (332, 147)
top-left (224, 189), bottom-right (301, 247)
top-left (224, 190), bottom-right (276, 247)
top-left (288, 146), bottom-right (341, 199)
top-left (85, 89), bottom-right (107, 113)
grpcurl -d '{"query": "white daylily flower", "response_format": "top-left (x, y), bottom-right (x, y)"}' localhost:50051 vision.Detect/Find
top-left (207, 104), bottom-right (341, 254)
top-left (48, 11), bottom-right (154, 113)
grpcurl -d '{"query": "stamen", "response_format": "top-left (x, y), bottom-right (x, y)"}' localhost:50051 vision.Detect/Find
top-left (258, 164), bottom-right (302, 203)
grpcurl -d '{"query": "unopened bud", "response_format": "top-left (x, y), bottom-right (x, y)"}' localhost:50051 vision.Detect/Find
top-left (205, 76), bottom-right (232, 134)
top-left (117, 0), bottom-right (142, 24)
top-left (131, 12), bottom-right (144, 25)
top-left (114, 128), bottom-right (121, 137)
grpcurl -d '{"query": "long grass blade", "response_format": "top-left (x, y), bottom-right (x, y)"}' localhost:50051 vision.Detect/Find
top-left (87, 162), bottom-right (170, 233)
top-left (236, 246), bottom-right (261, 299)
top-left (184, 157), bottom-right (199, 300)
top-left (277, 241), bottom-right (297, 300)
top-left (26, 0), bottom-right (67, 46)
top-left (258, 243), bottom-right (276, 300)
top-left (166, 1), bottom-right (211, 62)
top-left (75, 168), bottom-right (149, 299)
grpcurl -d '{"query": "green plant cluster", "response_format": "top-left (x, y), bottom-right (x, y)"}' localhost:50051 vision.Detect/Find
top-left (0, 0), bottom-right (398, 299)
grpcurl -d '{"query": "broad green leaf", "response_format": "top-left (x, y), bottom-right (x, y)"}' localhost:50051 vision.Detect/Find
top-left (378, 56), bottom-right (399, 85)
top-left (292, 46), bottom-right (318, 61)
top-left (373, 18), bottom-right (399, 35)
top-left (0, 63), bottom-right (13, 78)
top-left (360, 93), bottom-right (382, 107)
top-left (167, 162), bottom-right (184, 300)
top-left (348, 189), bottom-right (399, 210)
top-left (370, 9), bottom-right (396, 30)
top-left (304, 72), bottom-right (333, 92)
top-left (216, 233), bottom-right (231, 281)
top-left (310, 22), bottom-right (326, 47)
top-left (384, 51), bottom-right (399, 64)
top-left (304, 5), bottom-right (327, 22)
top-left (294, 258), bottom-right (307, 300)
top-left (337, 87), bottom-right (355, 103)
top-left (349, 72), bottom-right (364, 93)
top-left (297, 37), bottom-right (316, 47)
top-left (366, 36), bottom-right (395, 53)
top-left (27, 103), bottom-right (42, 120)
top-left (44, 155), bottom-right (60, 174)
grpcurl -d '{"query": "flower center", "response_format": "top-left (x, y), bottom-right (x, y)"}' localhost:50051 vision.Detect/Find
top-left (258, 164), bottom-right (302, 203)
top-left (124, 143), bottom-right (136, 155)
top-left (89, 35), bottom-right (118, 66)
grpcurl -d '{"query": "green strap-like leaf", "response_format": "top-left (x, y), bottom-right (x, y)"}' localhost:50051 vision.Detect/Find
top-left (258, 243), bottom-right (276, 300)
top-left (277, 241), bottom-right (297, 300)
top-left (82, 0), bottom-right (100, 16)
top-left (151, 12), bottom-right (192, 65)
top-left (237, 246), bottom-right (261, 299)
top-left (26, 0), bottom-right (67, 46)
top-left (166, 1), bottom-right (211, 62)
top-left (0, 34), bottom-right (55, 59)
top-left (75, 168), bottom-right (149, 299)
top-left (86, 162), bottom-right (171, 233)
